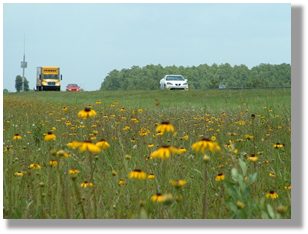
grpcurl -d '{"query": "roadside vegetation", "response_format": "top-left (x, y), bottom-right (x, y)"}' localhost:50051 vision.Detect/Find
top-left (3, 89), bottom-right (291, 219)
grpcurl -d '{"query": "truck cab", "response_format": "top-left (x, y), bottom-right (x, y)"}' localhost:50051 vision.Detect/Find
top-left (36, 67), bottom-right (62, 91)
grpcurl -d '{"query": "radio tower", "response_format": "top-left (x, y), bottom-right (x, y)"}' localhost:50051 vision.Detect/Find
top-left (21, 35), bottom-right (27, 92)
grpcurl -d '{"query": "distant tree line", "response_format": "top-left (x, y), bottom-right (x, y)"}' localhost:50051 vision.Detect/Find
top-left (99, 63), bottom-right (291, 91)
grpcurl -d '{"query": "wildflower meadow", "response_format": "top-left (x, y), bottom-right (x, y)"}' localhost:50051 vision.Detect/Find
top-left (3, 89), bottom-right (291, 219)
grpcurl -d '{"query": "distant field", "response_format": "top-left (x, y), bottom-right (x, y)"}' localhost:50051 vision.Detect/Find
top-left (3, 89), bottom-right (291, 219)
top-left (4, 88), bottom-right (291, 112)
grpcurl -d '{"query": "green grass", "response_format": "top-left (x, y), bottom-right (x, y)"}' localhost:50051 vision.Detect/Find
top-left (3, 89), bottom-right (291, 219)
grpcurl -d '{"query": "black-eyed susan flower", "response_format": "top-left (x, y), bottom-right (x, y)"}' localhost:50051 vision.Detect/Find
top-left (14, 171), bottom-right (24, 177)
top-left (266, 191), bottom-right (278, 199)
top-left (273, 143), bottom-right (284, 148)
top-left (96, 101), bottom-right (101, 105)
top-left (62, 106), bottom-right (68, 111)
top-left (148, 174), bottom-right (155, 179)
top-left (78, 107), bottom-right (97, 119)
top-left (118, 180), bottom-right (125, 185)
top-left (138, 109), bottom-right (143, 113)
top-left (44, 132), bottom-right (56, 141)
top-left (151, 193), bottom-right (162, 203)
top-left (150, 146), bottom-right (179, 160)
top-left (68, 140), bottom-right (101, 153)
top-left (29, 163), bottom-right (41, 170)
top-left (128, 169), bottom-right (147, 180)
top-left (170, 180), bottom-right (187, 188)
top-left (49, 160), bottom-right (58, 167)
top-left (269, 173), bottom-right (277, 177)
top-left (96, 139), bottom-right (110, 150)
top-left (69, 169), bottom-right (80, 174)
top-left (112, 170), bottom-right (117, 176)
top-left (4, 147), bottom-right (11, 152)
top-left (191, 138), bottom-right (221, 154)
top-left (148, 143), bottom-right (154, 148)
top-left (13, 134), bottom-right (22, 140)
top-left (178, 147), bottom-right (187, 153)
top-left (80, 181), bottom-right (94, 188)
top-left (215, 173), bottom-right (225, 182)
top-left (284, 185), bottom-right (291, 190)
top-left (245, 134), bottom-right (254, 140)
top-left (57, 150), bottom-right (70, 158)
top-left (247, 154), bottom-right (258, 162)
top-left (155, 121), bottom-right (175, 134)
top-left (236, 201), bottom-right (245, 209)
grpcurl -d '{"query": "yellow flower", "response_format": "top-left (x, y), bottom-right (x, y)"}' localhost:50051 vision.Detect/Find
top-left (170, 180), bottom-right (187, 188)
top-left (247, 154), bottom-right (258, 162)
top-left (14, 171), bottom-right (24, 176)
top-left (96, 139), bottom-right (110, 150)
top-left (180, 135), bottom-right (189, 140)
top-left (245, 134), bottom-right (254, 140)
top-left (151, 146), bottom-right (179, 160)
top-left (148, 174), bottom-right (155, 179)
top-left (151, 193), bottom-right (163, 203)
top-left (148, 143), bottom-right (154, 148)
top-left (112, 170), bottom-right (117, 176)
top-left (57, 150), bottom-right (70, 158)
top-left (68, 141), bottom-right (101, 153)
top-left (29, 163), bottom-right (41, 170)
top-left (236, 201), bottom-right (245, 209)
top-left (13, 134), bottom-right (22, 140)
top-left (44, 132), bottom-right (56, 141)
top-left (273, 143), bottom-right (284, 148)
top-left (78, 107), bottom-right (97, 119)
top-left (178, 147), bottom-right (187, 153)
top-left (191, 138), bottom-right (221, 153)
top-left (155, 121), bottom-right (175, 134)
top-left (69, 169), bottom-right (80, 174)
top-left (62, 106), bottom-right (68, 111)
top-left (49, 160), bottom-right (58, 167)
top-left (269, 173), bottom-right (276, 177)
top-left (138, 109), bottom-right (143, 113)
top-left (266, 191), bottom-right (278, 199)
top-left (118, 180), bottom-right (125, 185)
top-left (284, 185), bottom-right (291, 190)
top-left (128, 169), bottom-right (147, 180)
top-left (215, 173), bottom-right (225, 182)
top-left (80, 181), bottom-right (94, 188)
top-left (96, 101), bottom-right (101, 105)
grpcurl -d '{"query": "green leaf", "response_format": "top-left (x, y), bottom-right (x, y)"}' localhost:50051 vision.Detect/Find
top-left (140, 208), bottom-right (148, 219)
top-left (231, 168), bottom-right (238, 181)
top-left (267, 204), bottom-right (275, 219)
top-left (239, 158), bottom-right (247, 176)
top-left (261, 211), bottom-right (270, 219)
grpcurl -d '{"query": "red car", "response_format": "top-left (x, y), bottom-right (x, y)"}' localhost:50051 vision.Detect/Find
top-left (66, 83), bottom-right (80, 92)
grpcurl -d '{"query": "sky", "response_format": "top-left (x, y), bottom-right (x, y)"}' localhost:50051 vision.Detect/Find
top-left (3, 2), bottom-right (291, 92)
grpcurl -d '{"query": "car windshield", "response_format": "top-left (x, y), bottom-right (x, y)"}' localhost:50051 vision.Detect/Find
top-left (166, 76), bottom-right (185, 81)
top-left (44, 74), bottom-right (59, 80)
top-left (68, 84), bottom-right (78, 87)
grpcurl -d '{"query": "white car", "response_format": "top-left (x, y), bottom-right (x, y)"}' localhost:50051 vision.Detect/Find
top-left (160, 75), bottom-right (188, 90)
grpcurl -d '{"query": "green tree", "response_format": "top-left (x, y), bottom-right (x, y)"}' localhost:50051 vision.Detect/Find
top-left (15, 75), bottom-right (29, 92)
top-left (3, 89), bottom-right (9, 93)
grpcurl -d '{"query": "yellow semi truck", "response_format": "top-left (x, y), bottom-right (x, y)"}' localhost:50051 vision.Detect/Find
top-left (36, 67), bottom-right (62, 91)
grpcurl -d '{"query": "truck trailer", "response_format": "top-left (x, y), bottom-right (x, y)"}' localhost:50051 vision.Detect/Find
top-left (36, 67), bottom-right (62, 91)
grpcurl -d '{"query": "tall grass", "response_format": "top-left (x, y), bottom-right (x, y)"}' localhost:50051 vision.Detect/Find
top-left (3, 89), bottom-right (291, 219)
